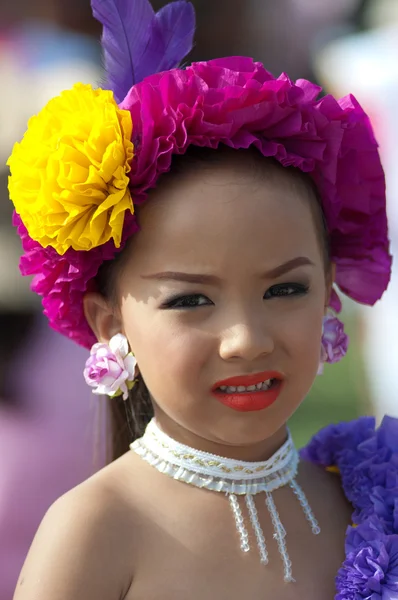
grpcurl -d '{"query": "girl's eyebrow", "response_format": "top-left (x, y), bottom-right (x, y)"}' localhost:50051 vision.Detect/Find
top-left (141, 272), bottom-right (221, 285)
top-left (264, 256), bottom-right (314, 278)
top-left (141, 257), bottom-right (314, 285)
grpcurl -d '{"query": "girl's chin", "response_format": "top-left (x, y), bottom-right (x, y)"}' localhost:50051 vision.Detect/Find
top-left (153, 393), bottom-right (294, 442)
top-left (194, 417), bottom-right (289, 449)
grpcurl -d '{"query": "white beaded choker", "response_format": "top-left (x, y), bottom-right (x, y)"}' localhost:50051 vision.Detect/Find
top-left (131, 419), bottom-right (320, 582)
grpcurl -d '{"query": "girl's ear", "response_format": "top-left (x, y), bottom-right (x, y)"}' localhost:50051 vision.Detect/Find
top-left (325, 262), bottom-right (336, 311)
top-left (83, 292), bottom-right (123, 343)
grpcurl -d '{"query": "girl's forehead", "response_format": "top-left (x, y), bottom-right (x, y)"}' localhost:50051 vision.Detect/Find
top-left (128, 159), bottom-right (323, 272)
top-left (143, 154), bottom-right (315, 220)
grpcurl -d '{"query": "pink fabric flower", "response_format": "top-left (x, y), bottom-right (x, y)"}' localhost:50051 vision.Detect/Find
top-left (320, 314), bottom-right (349, 365)
top-left (13, 212), bottom-right (139, 348)
top-left (13, 57), bottom-right (391, 348)
top-left (83, 334), bottom-right (136, 400)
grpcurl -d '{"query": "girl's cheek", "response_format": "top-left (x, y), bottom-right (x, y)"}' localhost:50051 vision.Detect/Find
top-left (273, 302), bottom-right (323, 340)
top-left (133, 315), bottom-right (210, 372)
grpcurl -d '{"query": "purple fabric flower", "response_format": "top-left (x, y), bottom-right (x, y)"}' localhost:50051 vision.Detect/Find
top-left (300, 417), bottom-right (375, 467)
top-left (343, 418), bottom-right (398, 533)
top-left (13, 57), bottom-right (391, 348)
top-left (336, 520), bottom-right (398, 599)
top-left (377, 416), bottom-right (398, 454)
top-left (368, 481), bottom-right (398, 534)
top-left (320, 314), bottom-right (349, 365)
top-left (83, 334), bottom-right (136, 400)
top-left (303, 416), bottom-right (398, 598)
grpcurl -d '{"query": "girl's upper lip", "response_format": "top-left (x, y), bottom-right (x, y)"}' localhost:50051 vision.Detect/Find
top-left (212, 370), bottom-right (284, 390)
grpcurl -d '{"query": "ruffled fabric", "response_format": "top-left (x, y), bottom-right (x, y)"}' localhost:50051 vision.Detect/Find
top-left (13, 213), bottom-right (139, 347)
top-left (15, 57), bottom-right (391, 348)
top-left (302, 415), bottom-right (398, 598)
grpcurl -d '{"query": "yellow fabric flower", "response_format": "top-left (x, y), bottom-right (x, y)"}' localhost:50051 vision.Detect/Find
top-left (7, 83), bottom-right (134, 254)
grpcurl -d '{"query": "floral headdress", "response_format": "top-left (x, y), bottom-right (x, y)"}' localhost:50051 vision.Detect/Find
top-left (8, 0), bottom-right (391, 349)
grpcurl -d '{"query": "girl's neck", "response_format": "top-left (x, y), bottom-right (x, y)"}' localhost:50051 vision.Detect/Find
top-left (152, 411), bottom-right (289, 462)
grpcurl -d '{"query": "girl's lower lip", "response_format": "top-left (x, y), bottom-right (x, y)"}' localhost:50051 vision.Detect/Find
top-left (212, 381), bottom-right (283, 412)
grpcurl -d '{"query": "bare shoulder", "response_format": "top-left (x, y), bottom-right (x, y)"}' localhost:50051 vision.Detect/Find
top-left (14, 453), bottom-right (142, 600)
top-left (299, 458), bottom-right (353, 524)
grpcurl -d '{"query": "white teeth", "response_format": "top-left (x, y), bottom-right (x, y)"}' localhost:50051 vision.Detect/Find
top-left (261, 379), bottom-right (273, 390)
top-left (218, 379), bottom-right (275, 394)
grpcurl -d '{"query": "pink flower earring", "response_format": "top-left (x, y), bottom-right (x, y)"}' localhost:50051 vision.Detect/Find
top-left (318, 313), bottom-right (349, 374)
top-left (84, 333), bottom-right (137, 400)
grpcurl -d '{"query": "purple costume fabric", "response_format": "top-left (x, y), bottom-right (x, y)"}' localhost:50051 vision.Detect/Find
top-left (302, 416), bottom-right (398, 599)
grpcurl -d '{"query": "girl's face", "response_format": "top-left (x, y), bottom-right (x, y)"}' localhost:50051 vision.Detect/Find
top-left (90, 154), bottom-right (332, 457)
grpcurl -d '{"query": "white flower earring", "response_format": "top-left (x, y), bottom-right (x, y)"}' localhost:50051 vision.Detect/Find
top-left (83, 333), bottom-right (137, 400)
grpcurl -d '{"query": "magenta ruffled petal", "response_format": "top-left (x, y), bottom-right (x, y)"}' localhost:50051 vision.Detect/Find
top-left (14, 57), bottom-right (391, 348)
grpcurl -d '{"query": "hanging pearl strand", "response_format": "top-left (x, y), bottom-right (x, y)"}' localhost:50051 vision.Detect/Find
top-left (265, 491), bottom-right (294, 582)
top-left (290, 479), bottom-right (321, 535)
top-left (229, 494), bottom-right (250, 553)
top-left (245, 494), bottom-right (269, 564)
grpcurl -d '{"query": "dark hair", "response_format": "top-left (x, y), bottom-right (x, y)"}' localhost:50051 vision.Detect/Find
top-left (96, 145), bottom-right (331, 461)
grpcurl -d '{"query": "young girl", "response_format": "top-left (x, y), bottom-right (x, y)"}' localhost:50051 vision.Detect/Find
top-left (8, 0), bottom-right (398, 598)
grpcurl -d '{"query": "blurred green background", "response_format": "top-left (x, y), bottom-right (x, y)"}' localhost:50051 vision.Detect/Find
top-left (290, 307), bottom-right (365, 448)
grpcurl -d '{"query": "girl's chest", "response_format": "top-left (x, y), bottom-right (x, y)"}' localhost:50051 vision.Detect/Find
top-left (125, 484), bottom-right (351, 600)
top-left (127, 529), bottom-right (344, 600)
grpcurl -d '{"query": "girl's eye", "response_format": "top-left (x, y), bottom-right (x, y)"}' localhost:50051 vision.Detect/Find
top-left (264, 283), bottom-right (309, 299)
top-left (162, 294), bottom-right (213, 309)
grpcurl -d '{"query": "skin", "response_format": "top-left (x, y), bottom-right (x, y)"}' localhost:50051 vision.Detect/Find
top-left (14, 151), bottom-right (352, 600)
top-left (92, 152), bottom-right (333, 460)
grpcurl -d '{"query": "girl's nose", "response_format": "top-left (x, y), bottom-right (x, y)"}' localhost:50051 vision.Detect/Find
top-left (219, 321), bottom-right (274, 362)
